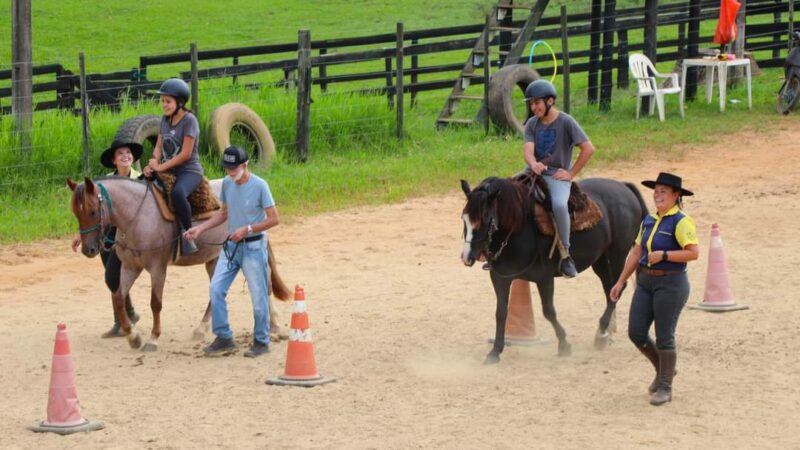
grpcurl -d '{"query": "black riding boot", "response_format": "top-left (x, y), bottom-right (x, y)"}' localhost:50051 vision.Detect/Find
top-left (650, 349), bottom-right (677, 406)
top-left (636, 339), bottom-right (660, 394)
top-left (101, 295), bottom-right (139, 338)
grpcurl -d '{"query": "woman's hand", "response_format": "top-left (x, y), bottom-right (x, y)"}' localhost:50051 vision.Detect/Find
top-left (71, 236), bottom-right (81, 253)
top-left (647, 250), bottom-right (665, 265)
top-left (531, 161), bottom-right (547, 175)
top-left (553, 168), bottom-right (573, 181)
top-left (609, 282), bottom-right (624, 302)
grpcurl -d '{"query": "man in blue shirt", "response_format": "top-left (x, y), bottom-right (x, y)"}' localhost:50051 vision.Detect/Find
top-left (184, 146), bottom-right (279, 357)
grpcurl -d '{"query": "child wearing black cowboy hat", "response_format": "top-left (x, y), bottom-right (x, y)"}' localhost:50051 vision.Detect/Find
top-left (610, 172), bottom-right (699, 406)
top-left (71, 140), bottom-right (144, 337)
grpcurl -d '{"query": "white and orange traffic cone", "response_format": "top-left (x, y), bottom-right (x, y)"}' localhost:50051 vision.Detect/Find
top-left (488, 279), bottom-right (545, 346)
top-left (689, 223), bottom-right (748, 312)
top-left (30, 324), bottom-right (104, 434)
top-left (266, 286), bottom-right (336, 387)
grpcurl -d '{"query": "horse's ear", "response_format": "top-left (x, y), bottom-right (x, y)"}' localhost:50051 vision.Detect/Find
top-left (83, 177), bottom-right (96, 195)
top-left (66, 178), bottom-right (77, 191)
top-left (460, 179), bottom-right (471, 197)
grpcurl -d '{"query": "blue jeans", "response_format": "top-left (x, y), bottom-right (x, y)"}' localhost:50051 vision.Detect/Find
top-left (209, 238), bottom-right (270, 343)
top-left (543, 175), bottom-right (571, 252)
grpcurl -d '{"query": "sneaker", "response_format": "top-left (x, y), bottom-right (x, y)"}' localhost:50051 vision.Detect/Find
top-left (181, 237), bottom-right (198, 255)
top-left (243, 340), bottom-right (270, 358)
top-left (559, 256), bottom-right (578, 278)
top-left (203, 336), bottom-right (236, 355)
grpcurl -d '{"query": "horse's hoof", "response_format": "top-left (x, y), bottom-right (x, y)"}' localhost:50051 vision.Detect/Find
top-left (594, 333), bottom-right (612, 350)
top-left (191, 328), bottom-right (205, 341)
top-left (142, 342), bottom-right (158, 352)
top-left (558, 342), bottom-right (572, 357)
top-left (483, 353), bottom-right (501, 365)
top-left (128, 334), bottom-right (142, 349)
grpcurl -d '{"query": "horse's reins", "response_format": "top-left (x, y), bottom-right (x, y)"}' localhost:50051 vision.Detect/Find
top-left (79, 182), bottom-right (116, 249)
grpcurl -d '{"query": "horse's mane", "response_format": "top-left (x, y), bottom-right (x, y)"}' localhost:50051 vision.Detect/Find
top-left (468, 177), bottom-right (530, 234)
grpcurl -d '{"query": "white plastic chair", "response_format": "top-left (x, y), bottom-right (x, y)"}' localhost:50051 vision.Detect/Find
top-left (629, 53), bottom-right (684, 122)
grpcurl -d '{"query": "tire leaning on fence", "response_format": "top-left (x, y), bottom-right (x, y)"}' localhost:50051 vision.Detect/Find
top-left (487, 64), bottom-right (541, 134)
top-left (208, 103), bottom-right (275, 164)
top-left (113, 114), bottom-right (161, 164)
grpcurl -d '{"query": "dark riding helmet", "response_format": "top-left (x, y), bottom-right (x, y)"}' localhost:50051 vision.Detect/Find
top-left (524, 79), bottom-right (557, 102)
top-left (157, 78), bottom-right (191, 106)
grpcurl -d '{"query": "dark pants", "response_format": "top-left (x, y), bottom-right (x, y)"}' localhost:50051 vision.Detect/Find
top-left (171, 171), bottom-right (202, 231)
top-left (100, 231), bottom-right (135, 324)
top-left (628, 270), bottom-right (690, 350)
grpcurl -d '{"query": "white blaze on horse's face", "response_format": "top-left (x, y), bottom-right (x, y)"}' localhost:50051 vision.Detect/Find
top-left (462, 213), bottom-right (476, 266)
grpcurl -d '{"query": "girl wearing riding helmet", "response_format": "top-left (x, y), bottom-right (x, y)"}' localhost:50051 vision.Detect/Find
top-left (143, 78), bottom-right (204, 254)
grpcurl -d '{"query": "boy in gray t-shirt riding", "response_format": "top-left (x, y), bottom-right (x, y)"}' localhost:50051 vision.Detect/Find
top-left (522, 80), bottom-right (595, 278)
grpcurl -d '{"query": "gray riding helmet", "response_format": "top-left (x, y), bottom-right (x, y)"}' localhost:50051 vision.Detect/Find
top-left (157, 78), bottom-right (191, 106)
top-left (524, 79), bottom-right (557, 102)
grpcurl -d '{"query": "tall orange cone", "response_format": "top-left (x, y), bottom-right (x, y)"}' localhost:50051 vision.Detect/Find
top-left (689, 223), bottom-right (749, 312)
top-left (30, 324), bottom-right (104, 434)
top-left (266, 286), bottom-right (336, 387)
top-left (489, 280), bottom-right (545, 346)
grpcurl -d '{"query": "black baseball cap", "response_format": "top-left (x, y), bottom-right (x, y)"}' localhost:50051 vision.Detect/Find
top-left (220, 146), bottom-right (249, 169)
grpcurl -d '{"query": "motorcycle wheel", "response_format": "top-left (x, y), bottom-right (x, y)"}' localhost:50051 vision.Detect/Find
top-left (777, 75), bottom-right (800, 114)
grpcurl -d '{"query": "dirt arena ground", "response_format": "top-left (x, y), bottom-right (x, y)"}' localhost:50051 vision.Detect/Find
top-left (1, 122), bottom-right (799, 449)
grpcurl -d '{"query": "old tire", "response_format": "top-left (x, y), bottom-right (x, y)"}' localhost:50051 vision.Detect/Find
top-left (208, 103), bottom-right (275, 164)
top-left (487, 64), bottom-right (540, 134)
top-left (113, 114), bottom-right (161, 166)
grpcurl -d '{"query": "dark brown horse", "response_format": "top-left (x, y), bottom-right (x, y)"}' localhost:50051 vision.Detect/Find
top-left (68, 176), bottom-right (290, 351)
top-left (461, 177), bottom-right (647, 363)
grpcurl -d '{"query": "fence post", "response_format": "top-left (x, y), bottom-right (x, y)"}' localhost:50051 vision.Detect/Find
top-left (79, 52), bottom-right (91, 176)
top-left (319, 48), bottom-right (328, 92)
top-left (600, 0), bottom-right (616, 111)
top-left (190, 43), bottom-right (199, 120)
top-left (11, 0), bottom-right (33, 156)
top-left (791, 0), bottom-right (795, 51)
top-left (588, 0), bottom-right (602, 104)
top-left (483, 13), bottom-right (491, 135)
top-left (678, 22), bottom-right (687, 59)
top-left (232, 56), bottom-right (239, 85)
top-left (734, 0), bottom-right (747, 81)
top-left (396, 22), bottom-right (404, 142)
top-left (295, 29), bottom-right (311, 163)
top-left (560, 5), bottom-right (571, 114)
top-left (617, 28), bottom-right (629, 89)
top-left (411, 38), bottom-right (419, 107)
top-left (643, 0), bottom-right (658, 112)
top-left (686, 0), bottom-right (702, 101)
top-left (385, 57), bottom-right (394, 108)
top-left (773, 0), bottom-right (782, 59)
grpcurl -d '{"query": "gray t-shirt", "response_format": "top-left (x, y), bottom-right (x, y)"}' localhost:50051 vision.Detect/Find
top-left (523, 112), bottom-right (589, 176)
top-left (220, 173), bottom-right (275, 238)
top-left (159, 112), bottom-right (203, 175)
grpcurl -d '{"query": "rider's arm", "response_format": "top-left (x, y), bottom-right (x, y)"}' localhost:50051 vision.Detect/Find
top-left (156, 135), bottom-right (195, 172)
top-left (569, 140), bottom-right (595, 179)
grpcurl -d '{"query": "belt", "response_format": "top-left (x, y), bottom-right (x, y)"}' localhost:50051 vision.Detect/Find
top-left (243, 234), bottom-right (263, 242)
top-left (638, 267), bottom-right (685, 277)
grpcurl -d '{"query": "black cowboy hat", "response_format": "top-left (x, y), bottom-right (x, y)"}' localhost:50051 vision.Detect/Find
top-left (641, 172), bottom-right (694, 196)
top-left (101, 140), bottom-right (143, 168)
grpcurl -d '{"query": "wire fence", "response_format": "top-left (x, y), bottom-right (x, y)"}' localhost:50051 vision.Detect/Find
top-left (2, 0), bottom-right (798, 191)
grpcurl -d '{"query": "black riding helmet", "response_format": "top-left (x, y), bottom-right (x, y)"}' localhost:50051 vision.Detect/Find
top-left (157, 78), bottom-right (191, 109)
top-left (524, 79), bottom-right (558, 118)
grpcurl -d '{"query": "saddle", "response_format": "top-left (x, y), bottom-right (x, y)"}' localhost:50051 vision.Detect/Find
top-left (151, 173), bottom-right (220, 223)
top-left (512, 172), bottom-right (603, 237)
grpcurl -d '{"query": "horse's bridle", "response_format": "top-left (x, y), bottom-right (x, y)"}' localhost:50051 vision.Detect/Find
top-left (79, 182), bottom-right (116, 249)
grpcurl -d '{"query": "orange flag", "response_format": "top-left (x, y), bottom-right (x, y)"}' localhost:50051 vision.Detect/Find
top-left (714, 0), bottom-right (741, 45)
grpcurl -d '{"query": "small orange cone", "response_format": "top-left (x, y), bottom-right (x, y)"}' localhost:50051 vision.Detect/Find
top-left (30, 324), bottom-right (104, 434)
top-left (489, 280), bottom-right (545, 346)
top-left (266, 286), bottom-right (336, 387)
top-left (689, 223), bottom-right (748, 312)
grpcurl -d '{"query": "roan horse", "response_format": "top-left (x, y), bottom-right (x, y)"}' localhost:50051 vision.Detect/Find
top-left (460, 176), bottom-right (647, 364)
top-left (68, 176), bottom-right (290, 352)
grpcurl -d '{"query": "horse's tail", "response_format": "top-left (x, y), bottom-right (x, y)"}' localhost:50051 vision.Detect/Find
top-left (267, 241), bottom-right (292, 301)
top-left (623, 182), bottom-right (648, 220)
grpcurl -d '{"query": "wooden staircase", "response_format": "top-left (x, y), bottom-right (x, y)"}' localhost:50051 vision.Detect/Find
top-left (435, 0), bottom-right (550, 130)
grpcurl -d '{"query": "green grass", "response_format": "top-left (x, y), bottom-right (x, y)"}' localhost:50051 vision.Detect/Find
top-left (0, 0), bottom-right (794, 243)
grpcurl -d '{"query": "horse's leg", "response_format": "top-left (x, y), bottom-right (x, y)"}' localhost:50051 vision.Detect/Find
top-left (117, 264), bottom-right (144, 350)
top-left (192, 259), bottom-right (216, 341)
top-left (537, 278), bottom-right (571, 356)
top-left (141, 265), bottom-right (166, 352)
top-left (485, 273), bottom-right (513, 364)
top-left (591, 256), bottom-right (619, 350)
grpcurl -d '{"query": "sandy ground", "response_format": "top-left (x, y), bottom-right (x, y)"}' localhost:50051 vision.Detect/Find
top-left (1, 121), bottom-right (799, 449)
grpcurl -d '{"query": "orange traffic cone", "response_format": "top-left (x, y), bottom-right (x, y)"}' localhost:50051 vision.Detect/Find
top-left (689, 223), bottom-right (748, 312)
top-left (266, 286), bottom-right (336, 387)
top-left (489, 280), bottom-right (545, 346)
top-left (30, 324), bottom-right (104, 434)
